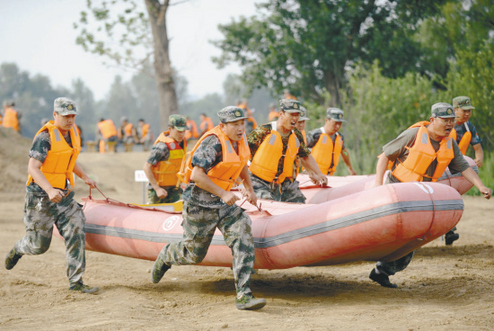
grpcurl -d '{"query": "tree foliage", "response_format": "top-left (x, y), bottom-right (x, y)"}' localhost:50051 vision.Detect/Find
top-left (212, 0), bottom-right (448, 106)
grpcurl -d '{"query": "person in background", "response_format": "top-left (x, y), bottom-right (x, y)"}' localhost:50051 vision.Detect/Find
top-left (2, 100), bottom-right (22, 133)
top-left (96, 118), bottom-right (118, 153)
top-left (369, 102), bottom-right (491, 289)
top-left (150, 106), bottom-right (266, 310)
top-left (5, 97), bottom-right (99, 294)
top-left (199, 113), bottom-right (214, 137)
top-left (306, 108), bottom-right (357, 176)
top-left (268, 103), bottom-right (279, 122)
top-left (294, 106), bottom-right (310, 176)
top-left (248, 99), bottom-right (328, 203)
top-left (118, 116), bottom-right (138, 146)
top-left (283, 89), bottom-right (297, 100)
top-left (237, 99), bottom-right (258, 135)
top-left (185, 116), bottom-right (199, 141)
top-left (143, 115), bottom-right (187, 204)
top-left (137, 118), bottom-right (153, 151)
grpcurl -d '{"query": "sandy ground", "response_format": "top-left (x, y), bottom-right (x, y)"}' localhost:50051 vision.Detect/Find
top-left (1, 131), bottom-right (494, 330)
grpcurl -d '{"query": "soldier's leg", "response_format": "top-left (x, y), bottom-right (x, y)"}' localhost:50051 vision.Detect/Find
top-left (280, 179), bottom-right (306, 203)
top-left (162, 187), bottom-right (183, 204)
top-left (147, 188), bottom-right (161, 204)
top-left (251, 175), bottom-right (276, 200)
top-left (217, 204), bottom-right (255, 297)
top-left (370, 251), bottom-right (415, 288)
top-left (159, 202), bottom-right (219, 266)
top-left (55, 194), bottom-right (86, 286)
top-left (14, 192), bottom-right (56, 256)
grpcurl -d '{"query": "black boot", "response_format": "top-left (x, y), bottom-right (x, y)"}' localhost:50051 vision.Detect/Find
top-left (445, 230), bottom-right (459, 245)
top-left (369, 269), bottom-right (398, 288)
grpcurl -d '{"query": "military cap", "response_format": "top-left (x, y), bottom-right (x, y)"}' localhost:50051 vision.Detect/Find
top-left (299, 106), bottom-right (310, 121)
top-left (431, 102), bottom-right (456, 118)
top-left (279, 99), bottom-right (302, 113)
top-left (452, 96), bottom-right (475, 110)
top-left (169, 114), bottom-right (188, 131)
top-left (326, 108), bottom-right (346, 122)
top-left (54, 97), bottom-right (78, 116)
top-left (217, 106), bottom-right (248, 123)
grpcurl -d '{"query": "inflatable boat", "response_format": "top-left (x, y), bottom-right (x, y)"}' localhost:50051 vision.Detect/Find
top-left (74, 181), bottom-right (464, 269)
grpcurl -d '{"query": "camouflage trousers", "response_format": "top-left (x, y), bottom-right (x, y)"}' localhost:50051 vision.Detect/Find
top-left (251, 175), bottom-right (306, 203)
top-left (157, 201), bottom-right (256, 297)
top-left (375, 251), bottom-right (415, 276)
top-left (14, 190), bottom-right (86, 286)
top-left (147, 186), bottom-right (183, 204)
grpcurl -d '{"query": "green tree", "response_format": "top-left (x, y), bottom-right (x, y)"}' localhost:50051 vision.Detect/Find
top-left (75, 0), bottom-right (180, 131)
top-left (213, 0), bottom-right (448, 106)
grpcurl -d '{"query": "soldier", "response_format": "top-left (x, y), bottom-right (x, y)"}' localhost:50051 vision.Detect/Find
top-left (4, 97), bottom-right (99, 294)
top-left (143, 115), bottom-right (187, 204)
top-left (293, 106), bottom-right (310, 176)
top-left (137, 118), bottom-right (153, 151)
top-left (184, 116), bottom-right (199, 141)
top-left (451, 96), bottom-right (483, 167)
top-left (2, 99), bottom-right (22, 133)
top-left (150, 106), bottom-right (266, 310)
top-left (118, 116), bottom-right (138, 150)
top-left (267, 102), bottom-right (279, 121)
top-left (446, 96), bottom-right (484, 244)
top-left (306, 108), bottom-right (357, 176)
top-left (369, 102), bottom-right (491, 289)
top-left (96, 117), bottom-right (118, 153)
top-left (199, 113), bottom-right (214, 137)
top-left (248, 99), bottom-right (328, 203)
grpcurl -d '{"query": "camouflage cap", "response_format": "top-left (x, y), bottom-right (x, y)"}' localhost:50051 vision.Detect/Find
top-left (54, 97), bottom-right (78, 116)
top-left (217, 106), bottom-right (248, 123)
top-left (169, 114), bottom-right (188, 131)
top-left (326, 108), bottom-right (346, 122)
top-left (299, 106), bottom-right (310, 121)
top-left (431, 102), bottom-right (456, 118)
top-left (452, 96), bottom-right (475, 110)
top-left (279, 99), bottom-right (302, 113)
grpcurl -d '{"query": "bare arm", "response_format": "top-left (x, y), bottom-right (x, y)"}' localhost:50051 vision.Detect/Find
top-left (300, 155), bottom-right (328, 186)
top-left (341, 148), bottom-right (357, 175)
top-left (73, 162), bottom-right (97, 188)
top-left (373, 153), bottom-right (389, 187)
top-left (239, 165), bottom-right (257, 206)
top-left (190, 166), bottom-right (239, 205)
top-left (461, 167), bottom-right (491, 199)
top-left (143, 161), bottom-right (167, 199)
top-left (472, 143), bottom-right (484, 168)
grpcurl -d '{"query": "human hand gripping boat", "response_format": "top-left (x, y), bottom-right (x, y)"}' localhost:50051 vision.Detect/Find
top-left (54, 156), bottom-right (472, 268)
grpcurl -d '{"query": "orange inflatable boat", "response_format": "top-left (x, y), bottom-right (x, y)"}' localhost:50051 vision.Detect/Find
top-left (74, 182), bottom-right (464, 269)
top-left (298, 156), bottom-right (477, 204)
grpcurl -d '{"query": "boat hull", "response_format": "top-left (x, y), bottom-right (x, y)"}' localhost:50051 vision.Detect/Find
top-left (68, 182), bottom-right (464, 269)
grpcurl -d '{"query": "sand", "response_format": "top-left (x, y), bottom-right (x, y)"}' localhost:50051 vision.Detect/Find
top-left (1, 128), bottom-right (493, 330)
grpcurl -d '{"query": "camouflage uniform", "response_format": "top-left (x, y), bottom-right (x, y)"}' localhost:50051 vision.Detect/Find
top-left (156, 134), bottom-right (256, 297)
top-left (248, 123), bottom-right (310, 203)
top-left (146, 140), bottom-right (184, 204)
top-left (13, 130), bottom-right (87, 286)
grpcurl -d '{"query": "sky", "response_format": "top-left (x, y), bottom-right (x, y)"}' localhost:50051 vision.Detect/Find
top-left (0, 0), bottom-right (259, 100)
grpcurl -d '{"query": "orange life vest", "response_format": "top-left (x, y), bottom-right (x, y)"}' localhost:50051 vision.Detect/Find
top-left (151, 132), bottom-right (187, 187)
top-left (124, 123), bottom-right (133, 137)
top-left (450, 123), bottom-right (471, 155)
top-left (2, 107), bottom-right (19, 131)
top-left (141, 123), bottom-right (150, 139)
top-left (179, 126), bottom-right (250, 191)
top-left (97, 120), bottom-right (118, 139)
top-left (27, 121), bottom-right (81, 189)
top-left (246, 116), bottom-right (258, 130)
top-left (249, 122), bottom-right (300, 184)
top-left (185, 119), bottom-right (199, 140)
top-left (310, 129), bottom-right (342, 175)
top-left (200, 117), bottom-right (214, 133)
top-left (391, 123), bottom-right (455, 182)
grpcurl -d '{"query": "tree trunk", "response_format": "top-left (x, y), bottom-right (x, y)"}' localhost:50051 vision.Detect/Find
top-left (145, 0), bottom-right (178, 131)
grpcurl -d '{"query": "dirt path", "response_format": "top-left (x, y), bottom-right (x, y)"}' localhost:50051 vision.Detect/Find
top-left (1, 150), bottom-right (493, 330)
